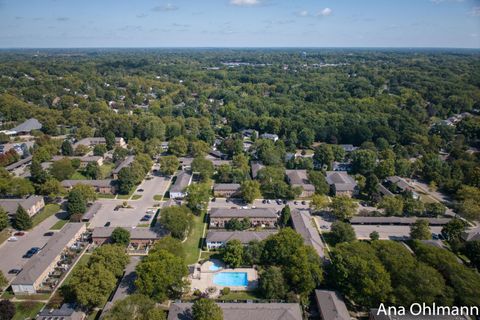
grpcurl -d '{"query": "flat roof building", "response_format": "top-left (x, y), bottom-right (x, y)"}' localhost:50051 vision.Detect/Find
top-left (92, 227), bottom-right (163, 246)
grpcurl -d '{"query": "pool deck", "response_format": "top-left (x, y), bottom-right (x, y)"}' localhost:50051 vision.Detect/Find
top-left (190, 265), bottom-right (258, 295)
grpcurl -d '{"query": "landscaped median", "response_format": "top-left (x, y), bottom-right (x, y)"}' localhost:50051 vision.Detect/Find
top-left (31, 204), bottom-right (61, 227)
top-left (182, 212), bottom-right (207, 265)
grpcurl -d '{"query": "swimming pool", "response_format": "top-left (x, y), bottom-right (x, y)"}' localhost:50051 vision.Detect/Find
top-left (208, 262), bottom-right (223, 271)
top-left (213, 272), bottom-right (248, 287)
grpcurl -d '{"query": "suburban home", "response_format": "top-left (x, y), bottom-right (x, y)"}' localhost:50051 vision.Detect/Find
top-left (112, 155), bottom-right (135, 179)
top-left (0, 195), bottom-right (45, 217)
top-left (209, 149), bottom-right (228, 160)
top-left (168, 303), bottom-right (302, 320)
top-left (209, 208), bottom-right (278, 229)
top-left (178, 157), bottom-right (194, 171)
top-left (462, 226), bottom-right (480, 241)
top-left (91, 227), bottom-right (162, 247)
top-left (260, 133), bottom-right (279, 142)
top-left (5, 155), bottom-right (32, 175)
top-left (61, 179), bottom-right (117, 194)
top-left (384, 176), bottom-right (420, 200)
top-left (211, 159), bottom-right (233, 168)
top-left (51, 155), bottom-right (104, 168)
top-left (205, 230), bottom-right (276, 250)
top-left (11, 223), bottom-right (87, 295)
top-left (315, 290), bottom-right (350, 320)
top-left (213, 183), bottom-right (241, 198)
top-left (350, 216), bottom-right (451, 226)
top-left (251, 161), bottom-right (265, 179)
top-left (291, 209), bottom-right (325, 259)
top-left (73, 137), bottom-right (126, 149)
top-left (169, 171), bottom-right (193, 199)
top-left (9, 118), bottom-right (42, 135)
top-left (37, 303), bottom-right (86, 320)
top-left (285, 169), bottom-right (316, 198)
top-left (326, 171), bottom-right (359, 197)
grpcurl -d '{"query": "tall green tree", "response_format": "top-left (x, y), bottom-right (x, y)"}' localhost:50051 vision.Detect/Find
top-left (410, 219), bottom-right (431, 240)
top-left (192, 299), bottom-right (223, 320)
top-left (191, 157), bottom-right (214, 181)
top-left (89, 244), bottom-right (130, 277)
top-left (159, 155), bottom-right (179, 176)
top-left (223, 240), bottom-right (244, 268)
top-left (329, 196), bottom-right (357, 221)
top-left (259, 266), bottom-right (287, 299)
top-left (110, 227), bottom-right (131, 246)
top-left (0, 208), bottom-right (8, 231)
top-left (0, 299), bottom-right (15, 320)
top-left (61, 140), bottom-right (74, 156)
top-left (105, 131), bottom-right (116, 150)
top-left (240, 180), bottom-right (261, 204)
top-left (279, 205), bottom-right (291, 227)
top-left (330, 221), bottom-right (356, 245)
top-left (159, 206), bottom-right (193, 240)
top-left (185, 183), bottom-right (210, 214)
top-left (67, 189), bottom-right (87, 215)
top-left (103, 294), bottom-right (166, 320)
top-left (13, 205), bottom-right (32, 230)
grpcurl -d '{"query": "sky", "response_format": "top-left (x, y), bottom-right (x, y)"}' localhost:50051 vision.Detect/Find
top-left (0, 0), bottom-right (479, 48)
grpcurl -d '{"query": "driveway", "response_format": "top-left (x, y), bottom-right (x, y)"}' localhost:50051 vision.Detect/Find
top-left (0, 211), bottom-right (66, 281)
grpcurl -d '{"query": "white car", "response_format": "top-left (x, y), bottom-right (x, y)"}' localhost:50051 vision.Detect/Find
top-left (8, 236), bottom-right (18, 242)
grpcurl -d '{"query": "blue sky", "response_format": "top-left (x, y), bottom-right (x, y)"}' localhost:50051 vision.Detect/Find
top-left (0, 0), bottom-right (479, 48)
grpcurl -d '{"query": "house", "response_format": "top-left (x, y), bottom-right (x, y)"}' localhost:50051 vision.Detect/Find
top-left (112, 155), bottom-right (135, 179)
top-left (209, 150), bottom-right (228, 160)
top-left (170, 171), bottom-right (193, 199)
top-left (291, 209), bottom-right (324, 259)
top-left (51, 155), bottom-right (104, 168)
top-left (92, 227), bottom-right (162, 246)
top-left (211, 159), bottom-right (233, 168)
top-left (350, 216), bottom-right (451, 226)
top-left (61, 180), bottom-right (117, 194)
top-left (315, 290), bottom-right (350, 320)
top-left (260, 133), bottom-right (279, 142)
top-left (326, 171), bottom-right (359, 197)
top-left (11, 223), bottom-right (86, 295)
top-left (160, 141), bottom-right (169, 152)
top-left (73, 137), bottom-right (126, 149)
top-left (168, 303), bottom-right (302, 320)
top-left (384, 176), bottom-right (419, 200)
top-left (339, 144), bottom-right (358, 153)
top-left (178, 157), bottom-right (194, 171)
top-left (37, 303), bottom-right (86, 320)
top-left (205, 230), bottom-right (276, 250)
top-left (209, 208), bottom-right (278, 229)
top-left (9, 118), bottom-right (42, 135)
top-left (213, 183), bottom-right (241, 198)
top-left (5, 155), bottom-right (32, 175)
top-left (285, 170), bottom-right (316, 198)
top-left (462, 226), bottom-right (480, 241)
top-left (251, 161), bottom-right (265, 179)
top-left (0, 196), bottom-right (45, 217)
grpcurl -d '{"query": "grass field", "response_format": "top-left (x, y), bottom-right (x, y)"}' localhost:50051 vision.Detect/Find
top-left (97, 193), bottom-right (116, 199)
top-left (153, 194), bottom-right (163, 201)
top-left (50, 219), bottom-right (69, 230)
top-left (131, 194), bottom-right (142, 200)
top-left (70, 171), bottom-right (88, 180)
top-left (100, 163), bottom-right (115, 179)
top-left (32, 204), bottom-right (61, 227)
top-left (217, 290), bottom-right (261, 301)
top-left (182, 212), bottom-right (206, 265)
top-left (13, 301), bottom-right (44, 320)
top-left (0, 229), bottom-right (11, 246)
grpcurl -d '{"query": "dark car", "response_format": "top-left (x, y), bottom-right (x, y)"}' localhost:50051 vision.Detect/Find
top-left (24, 247), bottom-right (41, 258)
top-left (104, 221), bottom-right (111, 227)
top-left (8, 269), bottom-right (21, 274)
top-left (301, 201), bottom-right (306, 205)
top-left (137, 189), bottom-right (144, 192)
top-left (140, 215), bottom-right (150, 222)
top-left (44, 232), bottom-right (54, 236)
top-left (211, 198), bottom-right (216, 202)
top-left (14, 231), bottom-right (25, 236)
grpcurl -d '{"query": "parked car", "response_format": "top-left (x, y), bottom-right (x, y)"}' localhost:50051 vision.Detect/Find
top-left (301, 201), bottom-right (306, 205)
top-left (8, 269), bottom-right (21, 274)
top-left (13, 231), bottom-right (25, 236)
top-left (8, 236), bottom-right (18, 242)
top-left (262, 199), bottom-right (267, 204)
top-left (24, 247), bottom-right (41, 258)
top-left (294, 201), bottom-right (298, 205)
top-left (212, 198), bottom-right (216, 202)
top-left (44, 232), bottom-right (55, 236)
top-left (137, 189), bottom-right (144, 192)
top-left (104, 221), bottom-right (111, 227)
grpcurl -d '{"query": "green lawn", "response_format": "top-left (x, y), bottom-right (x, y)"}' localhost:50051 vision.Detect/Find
top-left (32, 204), bottom-right (61, 227)
top-left (182, 212), bottom-right (207, 265)
top-left (217, 290), bottom-right (261, 301)
top-left (97, 193), bottom-right (116, 199)
top-left (0, 229), bottom-right (11, 246)
top-left (153, 194), bottom-right (163, 201)
top-left (13, 302), bottom-right (44, 320)
top-left (100, 163), bottom-right (115, 179)
top-left (50, 219), bottom-right (69, 230)
top-left (70, 171), bottom-right (88, 180)
top-left (131, 194), bottom-right (142, 200)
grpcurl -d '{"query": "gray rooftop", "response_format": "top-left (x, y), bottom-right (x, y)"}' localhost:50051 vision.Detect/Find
top-left (214, 183), bottom-right (241, 191)
top-left (168, 303), bottom-right (302, 320)
top-left (61, 179), bottom-right (114, 188)
top-left (462, 226), bottom-right (480, 241)
top-left (210, 208), bottom-right (278, 219)
top-left (112, 155), bottom-right (135, 174)
top-left (326, 171), bottom-right (357, 192)
top-left (291, 209), bottom-right (324, 258)
top-left (12, 223), bottom-right (85, 285)
top-left (385, 176), bottom-right (412, 191)
top-left (315, 290), bottom-right (350, 320)
top-left (37, 303), bottom-right (84, 319)
top-left (170, 171), bottom-right (192, 193)
top-left (350, 216), bottom-right (451, 226)
top-left (251, 161), bottom-right (265, 179)
top-left (92, 227), bottom-right (162, 240)
top-left (0, 195), bottom-right (43, 215)
top-left (5, 155), bottom-right (32, 171)
top-left (285, 170), bottom-right (315, 191)
top-left (73, 137), bottom-right (124, 148)
top-left (11, 118), bottom-right (42, 133)
top-left (206, 230), bottom-right (277, 244)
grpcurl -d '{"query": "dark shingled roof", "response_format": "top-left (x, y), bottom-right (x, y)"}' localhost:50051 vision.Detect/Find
top-left (11, 118), bottom-right (42, 133)
top-left (315, 290), bottom-right (350, 320)
top-left (210, 208), bottom-right (278, 219)
top-left (290, 209), bottom-right (324, 258)
top-left (206, 230), bottom-right (277, 244)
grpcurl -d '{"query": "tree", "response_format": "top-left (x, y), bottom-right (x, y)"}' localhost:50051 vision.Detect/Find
top-left (0, 300), bottom-right (15, 320)
top-left (0, 271), bottom-right (7, 290)
top-left (225, 218), bottom-right (250, 231)
top-left (351, 149), bottom-right (377, 175)
top-left (71, 184), bottom-right (97, 202)
top-left (188, 140), bottom-right (210, 157)
top-left (242, 240), bottom-right (264, 266)
top-left (30, 158), bottom-right (49, 184)
top-left (298, 128), bottom-right (314, 148)
top-left (89, 244), bottom-right (130, 277)
top-left (93, 144), bottom-right (107, 156)
top-left (308, 171), bottom-right (329, 195)
top-left (168, 136), bottom-right (188, 157)
top-left (69, 263), bottom-right (117, 308)
top-left (105, 131), bottom-right (116, 150)
top-left (370, 231), bottom-right (380, 241)
top-left (329, 196), bottom-right (357, 221)
top-left (150, 236), bottom-right (185, 260)
top-left (364, 173), bottom-right (379, 198)
top-left (441, 218), bottom-right (467, 243)
top-left (425, 202), bottom-right (446, 216)
top-left (13, 205), bottom-right (32, 230)
top-left (378, 196), bottom-right (404, 216)
top-left (118, 167), bottom-right (138, 194)
top-left (135, 249), bottom-right (189, 302)
top-left (313, 144), bottom-right (334, 170)
top-left (259, 266), bottom-right (287, 299)
top-left (463, 241), bottom-right (480, 270)
top-left (110, 227), bottom-right (131, 246)
top-left (67, 189), bottom-right (87, 215)
top-left (74, 145), bottom-right (90, 156)
top-left (39, 178), bottom-right (63, 196)
top-left (103, 294), bottom-right (166, 320)
top-left (159, 205), bottom-right (193, 240)
top-left (192, 299), bottom-right (223, 320)
top-left (310, 194), bottom-right (330, 212)
top-left (410, 219), bottom-right (431, 240)
top-left (330, 221), bottom-right (356, 245)
top-left (61, 140), bottom-right (74, 156)
top-left (279, 205), bottom-right (291, 227)
top-left (0, 208), bottom-right (8, 231)
top-left (50, 158), bottom-right (75, 181)
top-left (223, 240), bottom-right (244, 268)
top-left (84, 162), bottom-right (101, 179)
top-left (185, 183), bottom-right (211, 214)
top-left (159, 155), bottom-right (179, 176)
top-left (240, 180), bottom-right (261, 204)
top-left (191, 157), bottom-right (214, 181)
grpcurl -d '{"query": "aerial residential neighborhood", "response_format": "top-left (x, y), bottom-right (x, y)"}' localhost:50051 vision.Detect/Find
top-left (0, 1), bottom-right (480, 320)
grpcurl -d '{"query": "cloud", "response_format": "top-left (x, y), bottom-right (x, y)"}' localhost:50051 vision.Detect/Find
top-left (136, 13), bottom-right (148, 18)
top-left (317, 8), bottom-right (332, 17)
top-left (469, 6), bottom-right (480, 16)
top-left (56, 17), bottom-right (69, 21)
top-left (297, 10), bottom-right (309, 17)
top-left (230, 0), bottom-right (260, 6)
top-left (151, 4), bottom-right (178, 12)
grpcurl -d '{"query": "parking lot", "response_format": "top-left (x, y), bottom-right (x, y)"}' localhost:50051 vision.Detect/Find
top-left (88, 174), bottom-right (172, 228)
top-left (208, 198), bottom-right (311, 211)
top-left (353, 225), bottom-right (443, 240)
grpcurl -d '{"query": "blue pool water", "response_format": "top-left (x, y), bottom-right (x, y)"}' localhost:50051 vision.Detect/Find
top-left (209, 262), bottom-right (223, 271)
top-left (213, 272), bottom-right (248, 286)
